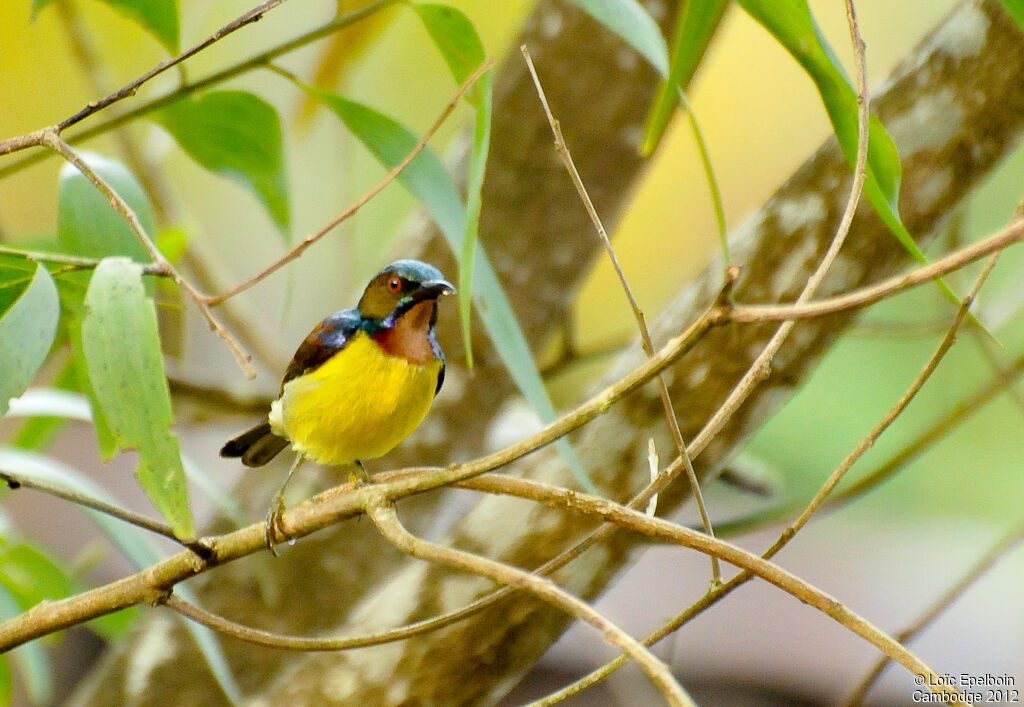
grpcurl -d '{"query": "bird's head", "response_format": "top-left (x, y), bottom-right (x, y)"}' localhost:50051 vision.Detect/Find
top-left (357, 259), bottom-right (455, 323)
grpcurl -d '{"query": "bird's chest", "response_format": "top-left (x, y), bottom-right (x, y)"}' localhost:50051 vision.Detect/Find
top-left (271, 333), bottom-right (440, 465)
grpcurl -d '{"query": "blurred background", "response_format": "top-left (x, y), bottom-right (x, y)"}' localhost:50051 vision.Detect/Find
top-left (1, 0), bottom-right (1021, 704)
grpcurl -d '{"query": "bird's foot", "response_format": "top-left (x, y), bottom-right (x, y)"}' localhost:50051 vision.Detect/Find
top-left (348, 460), bottom-right (370, 486)
top-left (264, 497), bottom-right (289, 556)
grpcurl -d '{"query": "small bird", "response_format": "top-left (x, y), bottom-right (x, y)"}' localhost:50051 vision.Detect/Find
top-left (221, 259), bottom-right (455, 552)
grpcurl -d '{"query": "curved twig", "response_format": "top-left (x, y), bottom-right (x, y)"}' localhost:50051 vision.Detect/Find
top-left (365, 499), bottom-right (694, 707)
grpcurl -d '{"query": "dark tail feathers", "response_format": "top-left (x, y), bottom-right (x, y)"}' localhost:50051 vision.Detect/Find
top-left (220, 422), bottom-right (289, 467)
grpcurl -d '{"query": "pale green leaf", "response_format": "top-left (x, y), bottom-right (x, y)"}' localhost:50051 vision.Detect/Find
top-left (566, 0), bottom-right (669, 76)
top-left (642, 0), bottom-right (729, 153)
top-left (0, 265), bottom-right (59, 418)
top-left (998, 0), bottom-right (1024, 31)
top-left (81, 258), bottom-right (193, 538)
top-left (0, 584), bottom-right (52, 705)
top-left (738, 0), bottom-right (971, 314)
top-left (0, 449), bottom-right (241, 698)
top-left (413, 4), bottom-right (492, 367)
top-left (57, 153), bottom-right (154, 262)
top-left (153, 91), bottom-right (290, 234)
top-left (98, 0), bottom-right (180, 53)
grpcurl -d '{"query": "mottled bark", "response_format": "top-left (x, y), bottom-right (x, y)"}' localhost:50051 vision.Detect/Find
top-left (252, 1), bottom-right (1023, 704)
top-left (72, 0), bottom-right (683, 704)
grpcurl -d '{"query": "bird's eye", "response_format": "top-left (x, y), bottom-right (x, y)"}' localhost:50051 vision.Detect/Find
top-left (387, 276), bottom-right (402, 293)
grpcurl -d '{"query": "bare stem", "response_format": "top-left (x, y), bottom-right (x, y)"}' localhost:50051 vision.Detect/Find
top-left (204, 58), bottom-right (493, 306)
top-left (0, 471), bottom-right (179, 544)
top-left (453, 474), bottom-right (959, 704)
top-left (522, 44), bottom-right (721, 584)
top-left (40, 131), bottom-right (255, 377)
top-left (365, 498), bottom-right (694, 707)
top-left (688, 0), bottom-right (872, 466)
top-left (538, 232), bottom-right (1002, 702)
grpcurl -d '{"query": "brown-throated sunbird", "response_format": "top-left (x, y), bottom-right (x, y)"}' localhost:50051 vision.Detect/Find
top-left (221, 260), bottom-right (454, 552)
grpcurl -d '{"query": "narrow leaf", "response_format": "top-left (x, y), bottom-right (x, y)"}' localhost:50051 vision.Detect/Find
top-left (0, 652), bottom-right (10, 707)
top-left (0, 265), bottom-right (59, 418)
top-left (81, 258), bottom-right (193, 538)
top-left (153, 91), bottom-right (290, 234)
top-left (30, 0), bottom-right (55, 19)
top-left (97, 0), bottom-right (180, 53)
top-left (70, 317), bottom-right (117, 460)
top-left (414, 4), bottom-right (493, 366)
top-left (998, 0), bottom-right (1024, 31)
top-left (0, 448), bottom-right (240, 697)
top-left (566, 0), bottom-right (669, 76)
top-left (0, 584), bottom-right (52, 704)
top-left (642, 0), bottom-right (729, 154)
top-left (310, 91), bottom-right (599, 492)
top-left (737, 0), bottom-right (971, 314)
top-left (57, 153), bottom-right (154, 262)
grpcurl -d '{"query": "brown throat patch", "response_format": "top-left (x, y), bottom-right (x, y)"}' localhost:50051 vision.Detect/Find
top-left (373, 300), bottom-right (436, 364)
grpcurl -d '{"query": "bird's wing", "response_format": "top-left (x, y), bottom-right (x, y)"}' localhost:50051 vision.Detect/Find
top-left (281, 308), bottom-right (363, 388)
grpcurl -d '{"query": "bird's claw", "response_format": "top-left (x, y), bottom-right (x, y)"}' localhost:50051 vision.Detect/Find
top-left (265, 497), bottom-right (289, 556)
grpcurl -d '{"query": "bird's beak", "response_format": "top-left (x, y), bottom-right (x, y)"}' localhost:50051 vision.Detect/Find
top-left (412, 279), bottom-right (456, 301)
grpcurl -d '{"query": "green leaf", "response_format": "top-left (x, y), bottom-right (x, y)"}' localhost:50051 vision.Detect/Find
top-left (81, 258), bottom-right (194, 538)
top-left (153, 91), bottom-right (290, 234)
top-left (70, 316), bottom-right (118, 460)
top-left (565, 0), bottom-right (669, 76)
top-left (642, 0), bottom-right (729, 154)
top-left (414, 4), bottom-right (493, 367)
top-left (0, 449), bottom-right (241, 699)
top-left (0, 652), bottom-right (10, 707)
top-left (310, 91), bottom-right (599, 493)
top-left (998, 0), bottom-right (1024, 31)
top-left (98, 0), bottom-right (180, 53)
top-left (0, 583), bottom-right (52, 705)
top-left (0, 542), bottom-right (75, 614)
top-left (737, 0), bottom-right (970, 314)
top-left (57, 153), bottom-right (154, 262)
top-left (0, 265), bottom-right (59, 418)
top-left (31, 0), bottom-right (179, 51)
top-left (11, 366), bottom-right (86, 451)
top-left (30, 0), bottom-right (55, 19)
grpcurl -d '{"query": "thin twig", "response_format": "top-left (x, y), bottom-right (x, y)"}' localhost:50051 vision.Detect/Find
top-left (366, 500), bottom-right (694, 706)
top-left (0, 245), bottom-right (166, 275)
top-left (451, 474), bottom-right (959, 703)
top-left (728, 216), bottom-right (1024, 324)
top-left (39, 131), bottom-right (255, 377)
top-left (0, 0), bottom-right (398, 176)
top-left (53, 0), bottom-right (176, 224)
top-left (0, 0), bottom-right (291, 157)
top-left (540, 235), bottom-right (1002, 702)
top-left (204, 58), bottom-right (494, 306)
top-left (844, 519), bottom-right (1024, 705)
top-left (164, 593), bottom-right (484, 651)
top-left (690, 0), bottom-right (872, 465)
top-left (522, 44), bottom-right (721, 584)
top-left (0, 471), bottom-right (178, 543)
top-left (771, 252), bottom-right (999, 552)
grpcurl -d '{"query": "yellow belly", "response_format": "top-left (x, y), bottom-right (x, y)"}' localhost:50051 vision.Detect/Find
top-left (268, 332), bottom-right (441, 466)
